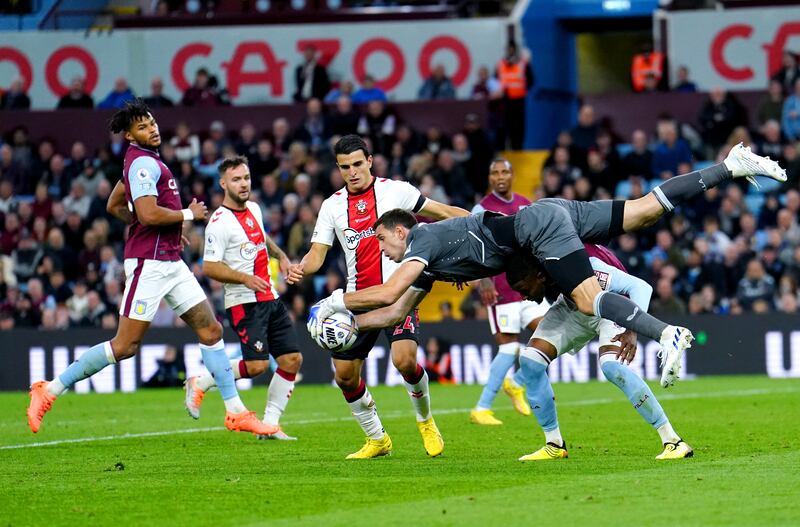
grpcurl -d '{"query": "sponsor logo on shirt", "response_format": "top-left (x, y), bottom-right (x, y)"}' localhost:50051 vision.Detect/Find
top-left (168, 179), bottom-right (177, 190)
top-left (343, 227), bottom-right (375, 250)
top-left (240, 241), bottom-right (266, 260)
top-left (594, 270), bottom-right (611, 291)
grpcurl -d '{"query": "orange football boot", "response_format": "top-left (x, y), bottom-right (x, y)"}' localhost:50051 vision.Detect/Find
top-left (27, 381), bottom-right (57, 433)
top-left (225, 411), bottom-right (281, 435)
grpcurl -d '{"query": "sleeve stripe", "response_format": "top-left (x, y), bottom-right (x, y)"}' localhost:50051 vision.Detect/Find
top-left (413, 196), bottom-right (428, 213)
top-left (402, 256), bottom-right (429, 266)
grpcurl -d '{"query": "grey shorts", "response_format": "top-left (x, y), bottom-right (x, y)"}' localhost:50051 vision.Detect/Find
top-left (513, 199), bottom-right (618, 261)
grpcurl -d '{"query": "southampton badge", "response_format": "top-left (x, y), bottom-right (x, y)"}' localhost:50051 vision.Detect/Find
top-left (254, 340), bottom-right (264, 352)
top-left (356, 199), bottom-right (368, 215)
top-left (245, 217), bottom-right (255, 230)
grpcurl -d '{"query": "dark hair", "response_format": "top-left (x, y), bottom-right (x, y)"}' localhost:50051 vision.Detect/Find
top-left (505, 252), bottom-right (540, 288)
top-left (218, 155), bottom-right (249, 176)
top-left (489, 157), bottom-right (512, 171)
top-left (334, 134), bottom-right (370, 159)
top-left (109, 98), bottom-right (153, 134)
top-left (374, 208), bottom-right (417, 231)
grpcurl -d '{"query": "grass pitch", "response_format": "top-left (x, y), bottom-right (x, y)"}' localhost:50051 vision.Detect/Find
top-left (1, 375), bottom-right (798, 526)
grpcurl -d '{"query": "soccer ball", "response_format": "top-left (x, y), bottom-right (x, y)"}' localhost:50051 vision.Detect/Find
top-left (315, 311), bottom-right (358, 352)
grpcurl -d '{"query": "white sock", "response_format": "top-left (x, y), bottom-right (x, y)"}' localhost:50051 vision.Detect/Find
top-left (544, 427), bottom-right (564, 447)
top-left (47, 378), bottom-right (66, 396)
top-left (264, 369), bottom-right (295, 425)
top-left (657, 421), bottom-right (681, 444)
top-left (346, 383), bottom-right (384, 440)
top-left (196, 359), bottom-right (243, 391)
top-left (403, 366), bottom-right (432, 422)
top-left (223, 395), bottom-right (247, 414)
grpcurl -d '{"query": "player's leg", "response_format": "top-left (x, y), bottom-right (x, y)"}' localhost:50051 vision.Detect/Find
top-left (508, 301), bottom-right (550, 413)
top-left (388, 312), bottom-right (444, 457)
top-left (472, 330), bottom-right (519, 425)
top-left (596, 322), bottom-right (693, 459)
top-left (333, 329), bottom-right (391, 459)
top-left (27, 258), bottom-right (156, 433)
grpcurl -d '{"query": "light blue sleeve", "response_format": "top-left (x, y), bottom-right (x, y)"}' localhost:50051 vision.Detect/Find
top-left (590, 257), bottom-right (653, 313)
top-left (471, 203), bottom-right (485, 214)
top-left (127, 156), bottom-right (162, 201)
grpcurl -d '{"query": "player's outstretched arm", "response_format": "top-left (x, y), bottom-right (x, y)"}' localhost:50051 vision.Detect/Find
top-left (106, 181), bottom-right (133, 224)
top-left (134, 196), bottom-right (207, 226)
top-left (418, 199), bottom-right (470, 220)
top-left (354, 287), bottom-right (427, 331)
top-left (286, 243), bottom-right (329, 285)
top-left (264, 235), bottom-right (291, 275)
top-left (203, 260), bottom-right (268, 293)
top-left (343, 260), bottom-right (426, 311)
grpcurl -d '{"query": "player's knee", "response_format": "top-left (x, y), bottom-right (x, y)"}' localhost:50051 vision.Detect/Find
top-left (278, 353), bottom-right (302, 374)
top-left (246, 361), bottom-right (270, 377)
top-left (197, 321), bottom-right (223, 346)
top-left (391, 354), bottom-right (417, 377)
top-left (335, 371), bottom-right (359, 392)
top-left (111, 338), bottom-right (140, 360)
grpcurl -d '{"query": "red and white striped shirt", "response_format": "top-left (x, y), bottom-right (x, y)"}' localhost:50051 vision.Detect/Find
top-left (203, 201), bottom-right (278, 308)
top-left (311, 178), bottom-right (425, 292)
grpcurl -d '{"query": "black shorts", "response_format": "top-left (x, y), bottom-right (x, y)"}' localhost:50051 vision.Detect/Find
top-left (227, 300), bottom-right (299, 360)
top-left (332, 309), bottom-right (420, 361)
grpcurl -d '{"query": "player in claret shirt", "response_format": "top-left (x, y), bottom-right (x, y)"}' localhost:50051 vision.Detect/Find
top-left (27, 100), bottom-right (276, 437)
top-left (287, 134), bottom-right (468, 459)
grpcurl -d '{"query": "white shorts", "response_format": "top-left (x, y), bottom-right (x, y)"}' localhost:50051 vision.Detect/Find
top-left (120, 258), bottom-right (207, 322)
top-left (532, 296), bottom-right (624, 356)
top-left (488, 299), bottom-right (550, 335)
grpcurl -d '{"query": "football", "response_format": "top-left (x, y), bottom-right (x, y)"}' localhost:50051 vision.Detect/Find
top-left (316, 311), bottom-right (358, 352)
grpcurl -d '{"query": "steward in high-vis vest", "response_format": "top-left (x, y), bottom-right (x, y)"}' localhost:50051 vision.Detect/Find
top-left (631, 50), bottom-right (664, 92)
top-left (496, 41), bottom-right (534, 150)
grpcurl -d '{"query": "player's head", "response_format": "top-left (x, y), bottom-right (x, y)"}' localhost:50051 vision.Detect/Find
top-left (218, 155), bottom-right (251, 206)
top-left (506, 253), bottom-right (548, 303)
top-left (374, 208), bottom-right (417, 263)
top-left (488, 158), bottom-right (513, 196)
top-left (109, 98), bottom-right (160, 149)
top-left (334, 134), bottom-right (373, 192)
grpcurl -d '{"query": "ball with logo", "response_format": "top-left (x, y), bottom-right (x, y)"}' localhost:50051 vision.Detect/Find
top-left (315, 311), bottom-right (358, 352)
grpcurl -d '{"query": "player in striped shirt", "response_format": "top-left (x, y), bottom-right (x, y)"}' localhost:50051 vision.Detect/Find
top-left (186, 156), bottom-right (301, 440)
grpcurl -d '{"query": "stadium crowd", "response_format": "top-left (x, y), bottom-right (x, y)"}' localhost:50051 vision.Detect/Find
top-left (2, 60), bottom-right (800, 331)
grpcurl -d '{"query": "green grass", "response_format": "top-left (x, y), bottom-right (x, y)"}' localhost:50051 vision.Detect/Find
top-left (1, 376), bottom-right (799, 526)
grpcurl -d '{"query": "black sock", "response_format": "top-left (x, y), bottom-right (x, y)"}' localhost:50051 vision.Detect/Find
top-left (652, 163), bottom-right (731, 212)
top-left (594, 292), bottom-right (669, 341)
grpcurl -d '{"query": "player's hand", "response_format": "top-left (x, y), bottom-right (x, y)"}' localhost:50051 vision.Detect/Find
top-left (611, 329), bottom-right (638, 364)
top-left (279, 256), bottom-right (292, 278)
top-left (180, 235), bottom-right (191, 250)
top-left (307, 289), bottom-right (345, 339)
top-left (244, 275), bottom-right (269, 293)
top-left (478, 278), bottom-right (498, 306)
top-left (286, 262), bottom-right (305, 285)
top-left (188, 198), bottom-right (208, 221)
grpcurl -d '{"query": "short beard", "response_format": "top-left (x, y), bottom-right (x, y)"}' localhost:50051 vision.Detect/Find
top-left (227, 189), bottom-right (248, 206)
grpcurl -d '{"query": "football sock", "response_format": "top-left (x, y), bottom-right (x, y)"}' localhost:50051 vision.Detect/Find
top-left (264, 368), bottom-right (296, 426)
top-left (519, 348), bottom-right (561, 446)
top-left (594, 291), bottom-right (668, 341)
top-left (402, 364), bottom-right (432, 422)
top-left (343, 379), bottom-right (385, 440)
top-left (476, 342), bottom-right (519, 410)
top-left (196, 360), bottom-right (249, 392)
top-left (49, 341), bottom-right (116, 396)
top-left (511, 365), bottom-right (525, 389)
top-left (657, 422), bottom-right (681, 444)
top-left (599, 354), bottom-right (668, 429)
top-left (652, 163), bottom-right (731, 212)
top-left (200, 340), bottom-right (246, 413)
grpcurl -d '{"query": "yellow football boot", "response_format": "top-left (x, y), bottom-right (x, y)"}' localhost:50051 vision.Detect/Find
top-left (518, 442), bottom-right (569, 461)
top-left (502, 378), bottom-right (532, 416)
top-left (345, 433), bottom-right (393, 460)
top-left (470, 409), bottom-right (503, 425)
top-left (656, 440), bottom-right (694, 460)
top-left (417, 417), bottom-right (444, 457)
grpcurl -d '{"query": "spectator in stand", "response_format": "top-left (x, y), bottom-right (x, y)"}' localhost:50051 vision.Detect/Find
top-left (208, 120), bottom-right (233, 152)
top-left (737, 259), bottom-right (776, 311)
top-left (471, 65), bottom-right (502, 99)
top-left (351, 75), bottom-right (387, 104)
top-left (57, 77), bottom-right (94, 109)
top-left (1, 78), bottom-right (31, 110)
top-left (585, 148), bottom-right (614, 195)
top-left (701, 215), bottom-right (732, 259)
top-left (570, 103), bottom-right (599, 153)
top-left (41, 154), bottom-right (69, 199)
top-left (757, 120), bottom-right (785, 165)
top-left (193, 139), bottom-right (221, 180)
top-left (64, 141), bottom-right (89, 183)
top-left (672, 65), bottom-right (697, 93)
top-left (234, 122), bottom-right (258, 160)
top-left (0, 212), bottom-right (21, 255)
top-left (432, 149), bottom-right (472, 208)
top-left (758, 80), bottom-right (784, 126)
top-left (462, 113), bottom-right (493, 183)
top-left (294, 98), bottom-right (330, 151)
top-left (294, 44), bottom-right (331, 103)
top-left (181, 67), bottom-right (222, 107)
top-left (357, 100), bottom-right (396, 155)
top-left (328, 95), bottom-right (359, 137)
top-left (652, 119), bottom-right (692, 179)
top-left (323, 80), bottom-right (354, 104)
top-left (418, 64), bottom-right (456, 100)
top-left (170, 122), bottom-right (200, 162)
top-left (143, 77), bottom-right (173, 108)
top-left (250, 139), bottom-right (278, 177)
top-left (631, 44), bottom-right (664, 92)
top-left (782, 78), bottom-right (800, 142)
top-left (496, 41), bottom-right (534, 150)
top-left (0, 144), bottom-right (28, 194)
top-left (650, 278), bottom-right (686, 317)
top-left (548, 145), bottom-right (582, 182)
top-left (698, 87), bottom-right (747, 156)
top-left (622, 129), bottom-right (653, 179)
top-left (271, 117), bottom-right (292, 156)
top-left (97, 78), bottom-right (135, 109)
top-left (772, 51), bottom-right (800, 95)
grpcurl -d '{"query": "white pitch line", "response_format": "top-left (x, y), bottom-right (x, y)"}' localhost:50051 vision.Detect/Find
top-left (2, 385), bottom-right (798, 451)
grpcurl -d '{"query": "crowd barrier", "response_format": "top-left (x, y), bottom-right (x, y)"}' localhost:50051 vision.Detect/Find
top-left (1, 313), bottom-right (798, 392)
